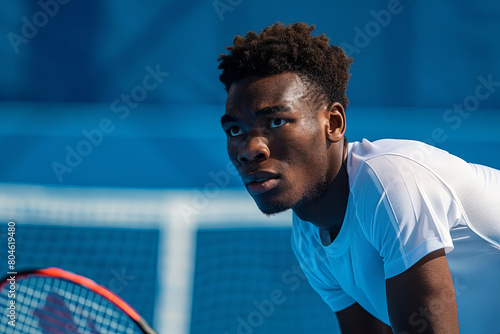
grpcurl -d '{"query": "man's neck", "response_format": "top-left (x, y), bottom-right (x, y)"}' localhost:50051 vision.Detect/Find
top-left (293, 142), bottom-right (350, 237)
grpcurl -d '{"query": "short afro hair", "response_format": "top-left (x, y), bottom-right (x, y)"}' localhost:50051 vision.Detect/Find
top-left (217, 22), bottom-right (353, 108)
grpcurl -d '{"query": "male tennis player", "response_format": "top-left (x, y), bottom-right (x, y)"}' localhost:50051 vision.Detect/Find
top-left (218, 22), bottom-right (500, 333)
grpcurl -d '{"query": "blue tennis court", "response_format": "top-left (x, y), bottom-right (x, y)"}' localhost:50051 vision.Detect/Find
top-left (0, 105), bottom-right (498, 333)
top-left (0, 1), bottom-right (499, 333)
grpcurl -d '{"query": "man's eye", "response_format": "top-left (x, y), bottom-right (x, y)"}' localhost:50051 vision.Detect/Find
top-left (270, 118), bottom-right (287, 128)
top-left (228, 126), bottom-right (243, 137)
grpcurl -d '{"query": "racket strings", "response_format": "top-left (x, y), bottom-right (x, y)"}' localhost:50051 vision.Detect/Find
top-left (1, 276), bottom-right (144, 334)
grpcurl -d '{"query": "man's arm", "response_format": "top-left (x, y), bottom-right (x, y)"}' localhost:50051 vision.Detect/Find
top-left (336, 302), bottom-right (393, 334)
top-left (386, 248), bottom-right (459, 333)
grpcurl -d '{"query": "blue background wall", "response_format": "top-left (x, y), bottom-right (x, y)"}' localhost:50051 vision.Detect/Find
top-left (1, 0), bottom-right (499, 188)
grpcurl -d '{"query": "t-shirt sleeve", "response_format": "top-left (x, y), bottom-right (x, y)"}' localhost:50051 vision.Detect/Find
top-left (291, 216), bottom-right (356, 312)
top-left (352, 155), bottom-right (460, 279)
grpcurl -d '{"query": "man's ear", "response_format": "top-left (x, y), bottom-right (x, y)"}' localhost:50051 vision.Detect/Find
top-left (324, 102), bottom-right (346, 143)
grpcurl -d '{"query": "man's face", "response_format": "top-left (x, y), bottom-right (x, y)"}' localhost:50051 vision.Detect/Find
top-left (221, 72), bottom-right (336, 215)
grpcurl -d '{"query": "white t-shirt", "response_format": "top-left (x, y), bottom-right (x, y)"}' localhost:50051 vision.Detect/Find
top-left (292, 139), bottom-right (500, 333)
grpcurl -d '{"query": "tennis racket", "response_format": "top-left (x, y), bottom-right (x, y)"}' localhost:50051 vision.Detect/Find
top-left (0, 267), bottom-right (158, 334)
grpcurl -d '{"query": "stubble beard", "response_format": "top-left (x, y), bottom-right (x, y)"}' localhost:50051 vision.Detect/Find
top-left (254, 174), bottom-right (330, 217)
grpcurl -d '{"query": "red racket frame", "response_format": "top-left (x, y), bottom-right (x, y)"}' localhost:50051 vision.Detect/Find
top-left (1, 267), bottom-right (157, 334)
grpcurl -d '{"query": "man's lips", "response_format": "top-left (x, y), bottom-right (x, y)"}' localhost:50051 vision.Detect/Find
top-left (243, 171), bottom-right (281, 195)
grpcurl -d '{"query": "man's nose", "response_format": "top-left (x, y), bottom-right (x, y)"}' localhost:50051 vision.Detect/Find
top-left (237, 135), bottom-right (270, 164)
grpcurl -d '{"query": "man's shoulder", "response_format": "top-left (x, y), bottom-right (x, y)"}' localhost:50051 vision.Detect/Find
top-left (347, 138), bottom-right (451, 186)
top-left (346, 138), bottom-right (459, 219)
top-left (348, 138), bottom-right (441, 165)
